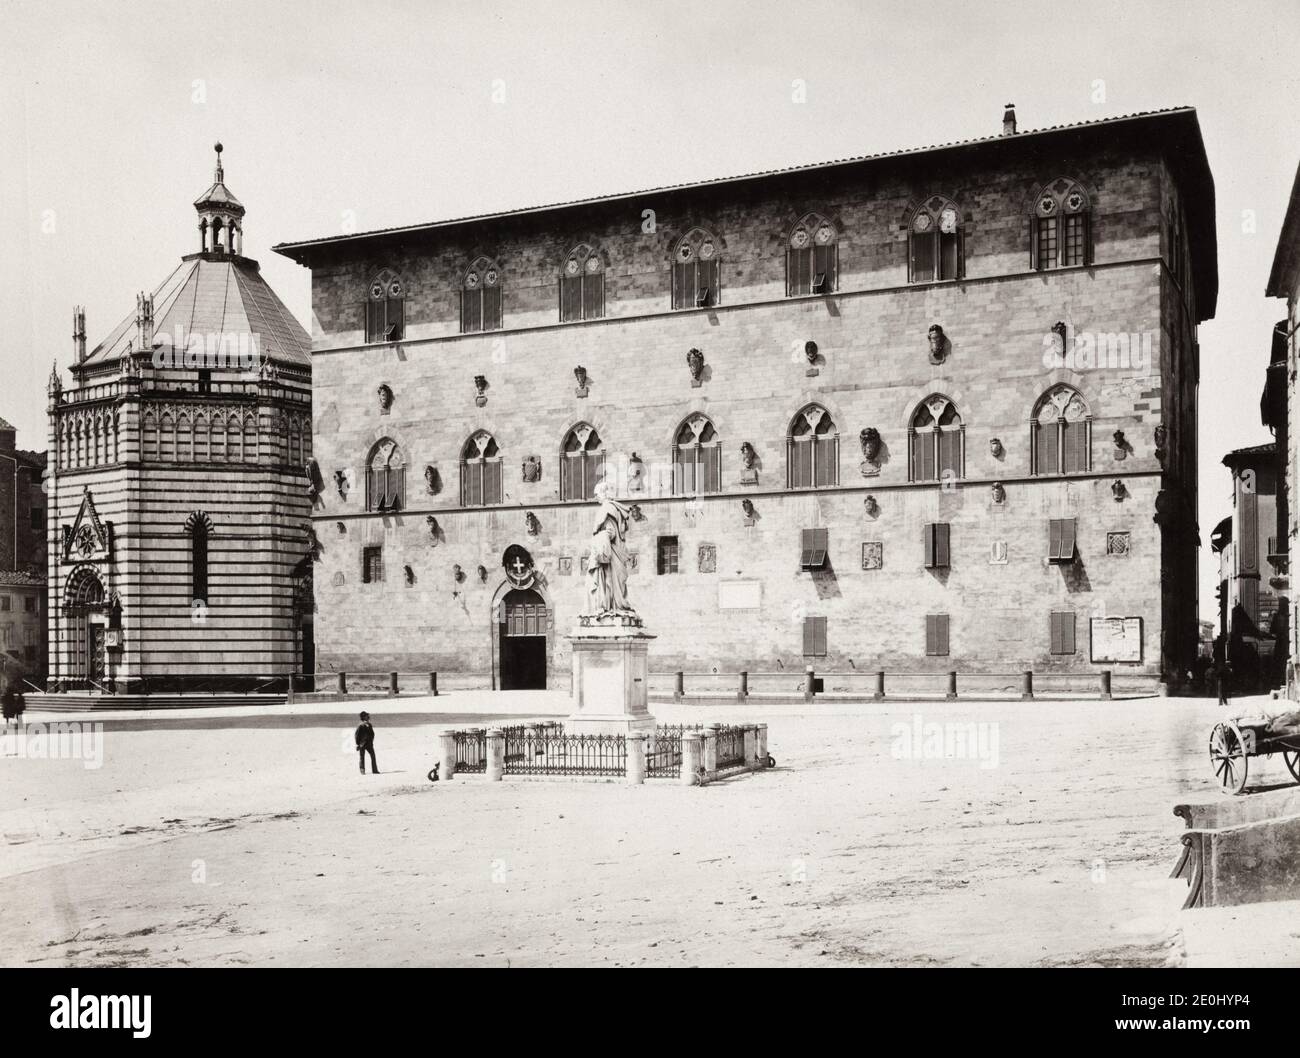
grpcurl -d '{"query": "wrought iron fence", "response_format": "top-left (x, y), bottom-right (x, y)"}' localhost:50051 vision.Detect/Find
top-left (454, 729), bottom-right (487, 773)
top-left (503, 731), bottom-right (627, 777)
top-left (715, 725), bottom-right (747, 771)
top-left (646, 724), bottom-right (699, 779)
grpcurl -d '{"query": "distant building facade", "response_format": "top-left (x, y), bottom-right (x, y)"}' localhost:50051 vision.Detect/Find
top-left (42, 147), bottom-right (313, 697)
top-left (0, 418), bottom-right (47, 684)
top-left (1266, 158), bottom-right (1300, 697)
top-left (276, 107), bottom-right (1217, 691)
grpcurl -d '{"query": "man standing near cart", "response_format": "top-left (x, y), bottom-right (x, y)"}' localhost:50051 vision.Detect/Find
top-left (355, 711), bottom-right (379, 774)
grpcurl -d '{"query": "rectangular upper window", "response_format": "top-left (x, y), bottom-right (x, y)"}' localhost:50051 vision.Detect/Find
top-left (923, 523), bottom-right (951, 569)
top-left (362, 545), bottom-right (384, 584)
top-left (799, 528), bottom-right (829, 571)
top-left (1048, 518), bottom-right (1077, 563)
top-left (656, 536), bottom-right (679, 575)
top-left (925, 614), bottom-right (950, 656)
top-left (802, 615), bottom-right (827, 657)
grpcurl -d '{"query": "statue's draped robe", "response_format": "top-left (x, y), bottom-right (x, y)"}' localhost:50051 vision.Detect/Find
top-left (587, 497), bottom-right (632, 614)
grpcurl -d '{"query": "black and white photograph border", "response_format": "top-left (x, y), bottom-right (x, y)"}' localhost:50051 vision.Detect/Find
top-left (1, 0), bottom-right (1299, 1016)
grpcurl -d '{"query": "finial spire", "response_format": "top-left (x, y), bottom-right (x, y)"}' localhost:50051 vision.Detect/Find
top-left (214, 141), bottom-right (224, 182)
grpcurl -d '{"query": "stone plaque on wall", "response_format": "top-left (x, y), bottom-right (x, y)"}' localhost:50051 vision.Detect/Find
top-left (557, 556), bottom-right (573, 576)
top-left (627, 551), bottom-right (639, 574)
top-left (989, 541), bottom-right (1008, 565)
top-left (861, 542), bottom-right (882, 570)
top-left (698, 544), bottom-right (717, 573)
top-left (718, 579), bottom-right (762, 610)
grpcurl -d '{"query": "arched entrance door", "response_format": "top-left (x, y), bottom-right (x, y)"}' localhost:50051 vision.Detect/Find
top-left (499, 588), bottom-right (548, 690)
top-left (66, 568), bottom-right (106, 688)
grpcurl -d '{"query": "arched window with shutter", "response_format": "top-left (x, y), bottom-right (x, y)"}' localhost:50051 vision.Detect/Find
top-left (559, 244), bottom-right (605, 321)
top-left (365, 269), bottom-right (406, 343)
top-left (908, 196), bottom-right (963, 282)
top-left (461, 257), bottom-right (503, 333)
top-left (673, 415), bottom-right (721, 494)
top-left (366, 438), bottom-right (405, 512)
top-left (786, 213), bottom-right (838, 296)
top-left (461, 431), bottom-right (503, 506)
top-left (787, 406), bottom-right (838, 489)
top-left (909, 395), bottom-right (965, 482)
top-left (560, 424), bottom-right (605, 501)
top-left (1032, 385), bottom-right (1091, 475)
top-left (671, 228), bottom-right (721, 309)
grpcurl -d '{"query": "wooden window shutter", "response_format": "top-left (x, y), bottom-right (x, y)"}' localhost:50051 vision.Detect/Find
top-left (1060, 518), bottom-right (1076, 560)
top-left (935, 523), bottom-right (950, 567)
top-left (1061, 421), bottom-right (1082, 472)
top-left (484, 285), bottom-right (502, 330)
top-left (803, 615), bottom-right (815, 656)
top-left (673, 261), bottom-right (691, 309)
top-left (911, 231), bottom-right (935, 282)
top-left (938, 429), bottom-right (961, 478)
top-left (814, 436), bottom-right (837, 486)
top-left (699, 258), bottom-right (718, 305)
top-left (387, 297), bottom-right (404, 340)
top-left (814, 616), bottom-right (827, 656)
top-left (704, 445), bottom-right (721, 492)
top-left (467, 463), bottom-right (483, 506)
top-left (560, 276), bottom-right (580, 322)
top-left (937, 614), bottom-right (949, 655)
top-left (1048, 518), bottom-right (1062, 559)
top-left (925, 614), bottom-right (937, 655)
top-left (582, 273), bottom-right (604, 319)
top-left (365, 301), bottom-right (380, 342)
top-left (814, 243), bottom-right (835, 291)
top-left (1061, 612), bottom-right (1076, 654)
top-left (788, 248), bottom-right (810, 296)
top-left (484, 460), bottom-right (502, 504)
top-left (793, 438), bottom-right (813, 488)
top-left (1050, 612), bottom-right (1063, 654)
top-left (924, 523), bottom-right (935, 568)
top-left (461, 289), bottom-right (478, 332)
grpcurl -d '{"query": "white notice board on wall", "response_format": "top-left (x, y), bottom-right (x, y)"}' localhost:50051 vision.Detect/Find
top-left (1090, 617), bottom-right (1143, 663)
top-left (718, 580), bottom-right (762, 610)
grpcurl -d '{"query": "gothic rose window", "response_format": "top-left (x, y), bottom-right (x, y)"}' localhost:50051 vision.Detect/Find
top-left (1032, 385), bottom-right (1091, 475)
top-left (461, 256), bottom-right (503, 333)
top-left (559, 244), bottom-right (605, 322)
top-left (909, 395), bottom-right (964, 482)
top-left (787, 213), bottom-right (838, 296)
top-left (909, 196), bottom-right (963, 282)
top-left (673, 415), bottom-right (721, 495)
top-left (1032, 179), bottom-right (1090, 270)
top-left (672, 228), bottom-right (721, 309)
top-left (788, 405), bottom-right (838, 489)
top-left (365, 269), bottom-right (406, 343)
top-left (561, 424), bottom-right (604, 501)
top-left (460, 431), bottom-right (503, 506)
top-left (366, 438), bottom-right (405, 512)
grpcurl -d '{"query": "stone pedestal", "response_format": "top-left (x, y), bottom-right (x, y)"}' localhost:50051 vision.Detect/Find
top-left (567, 613), bottom-right (657, 736)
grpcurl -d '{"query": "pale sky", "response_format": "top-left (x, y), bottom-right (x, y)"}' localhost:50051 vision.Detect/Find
top-left (2, 0), bottom-right (1297, 620)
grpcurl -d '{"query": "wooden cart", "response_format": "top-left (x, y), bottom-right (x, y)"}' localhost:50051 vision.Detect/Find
top-left (1208, 714), bottom-right (1300, 795)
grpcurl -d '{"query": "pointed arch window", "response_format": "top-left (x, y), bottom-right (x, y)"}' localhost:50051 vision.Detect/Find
top-left (561, 424), bottom-right (605, 501)
top-left (1032, 386), bottom-right (1092, 475)
top-left (909, 196), bottom-right (963, 282)
top-left (187, 515), bottom-right (210, 605)
top-left (787, 214), bottom-right (838, 296)
top-left (672, 228), bottom-right (721, 309)
top-left (461, 431), bottom-right (503, 506)
top-left (673, 416), bottom-right (721, 494)
top-left (787, 406), bottom-right (838, 489)
top-left (461, 257), bottom-right (503, 333)
top-left (909, 396), bottom-right (965, 482)
top-left (1032, 179), bottom-right (1090, 270)
top-left (366, 438), bottom-right (405, 512)
top-left (365, 270), bottom-right (406, 343)
top-left (559, 244), bottom-right (605, 321)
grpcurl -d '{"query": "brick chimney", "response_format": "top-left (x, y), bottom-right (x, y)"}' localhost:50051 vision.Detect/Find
top-left (1002, 103), bottom-right (1017, 136)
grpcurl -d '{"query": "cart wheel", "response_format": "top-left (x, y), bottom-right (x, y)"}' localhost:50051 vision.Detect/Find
top-left (1284, 749), bottom-right (1300, 785)
top-left (1209, 721), bottom-right (1248, 795)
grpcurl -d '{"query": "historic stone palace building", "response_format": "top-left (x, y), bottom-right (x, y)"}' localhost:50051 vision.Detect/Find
top-left (275, 107), bottom-right (1216, 691)
top-left (42, 147), bottom-right (313, 697)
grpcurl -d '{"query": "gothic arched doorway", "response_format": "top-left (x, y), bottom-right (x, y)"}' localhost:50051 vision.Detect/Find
top-left (499, 588), bottom-right (549, 690)
top-left (65, 567), bottom-right (106, 688)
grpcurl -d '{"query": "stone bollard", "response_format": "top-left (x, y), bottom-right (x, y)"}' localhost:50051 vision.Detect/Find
top-left (674, 671), bottom-right (684, 700)
top-left (757, 723), bottom-right (768, 764)
top-left (873, 670), bottom-right (885, 700)
top-left (429, 671), bottom-right (438, 696)
top-left (743, 726), bottom-right (757, 769)
top-left (438, 731), bottom-right (458, 780)
top-left (1099, 670), bottom-right (1113, 700)
top-left (738, 670), bottom-right (748, 702)
top-left (626, 732), bottom-right (647, 785)
top-left (804, 668), bottom-right (815, 702)
top-left (681, 731), bottom-right (703, 786)
top-left (337, 671), bottom-right (347, 696)
top-left (1021, 670), bottom-right (1034, 701)
top-left (946, 671), bottom-right (958, 701)
top-left (285, 674), bottom-right (296, 705)
top-left (703, 723), bottom-right (720, 778)
top-left (486, 728), bottom-right (505, 781)
top-left (389, 671), bottom-right (399, 697)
